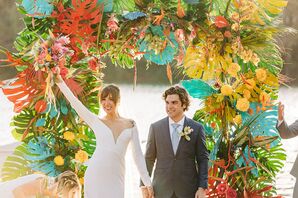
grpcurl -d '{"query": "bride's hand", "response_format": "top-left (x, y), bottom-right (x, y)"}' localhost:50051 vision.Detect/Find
top-left (53, 67), bottom-right (63, 83)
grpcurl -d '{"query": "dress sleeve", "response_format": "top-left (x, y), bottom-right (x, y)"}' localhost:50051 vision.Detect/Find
top-left (130, 123), bottom-right (152, 187)
top-left (56, 80), bottom-right (99, 128)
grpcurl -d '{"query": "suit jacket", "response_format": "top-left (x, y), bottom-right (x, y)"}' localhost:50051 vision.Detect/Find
top-left (144, 117), bottom-right (209, 198)
top-left (277, 120), bottom-right (298, 178)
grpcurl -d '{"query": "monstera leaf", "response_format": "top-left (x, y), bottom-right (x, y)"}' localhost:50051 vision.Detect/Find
top-left (1, 143), bottom-right (34, 181)
top-left (24, 136), bottom-right (60, 177)
top-left (21, 0), bottom-right (54, 18)
top-left (11, 109), bottom-right (37, 141)
top-left (113, 0), bottom-right (136, 13)
top-left (241, 103), bottom-right (279, 142)
top-left (181, 79), bottom-right (217, 99)
top-left (82, 128), bottom-right (97, 156)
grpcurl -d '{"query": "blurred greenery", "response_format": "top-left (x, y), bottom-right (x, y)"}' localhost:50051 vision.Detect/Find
top-left (0, 0), bottom-right (297, 85)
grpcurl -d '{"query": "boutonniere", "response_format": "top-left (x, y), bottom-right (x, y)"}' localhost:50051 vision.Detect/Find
top-left (179, 126), bottom-right (193, 141)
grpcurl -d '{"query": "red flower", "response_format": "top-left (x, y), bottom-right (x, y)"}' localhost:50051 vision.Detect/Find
top-left (227, 187), bottom-right (237, 198)
top-left (215, 16), bottom-right (229, 28)
top-left (88, 58), bottom-right (98, 71)
top-left (35, 100), bottom-right (48, 113)
top-left (216, 183), bottom-right (227, 195)
top-left (210, 122), bottom-right (216, 129)
top-left (60, 67), bottom-right (69, 78)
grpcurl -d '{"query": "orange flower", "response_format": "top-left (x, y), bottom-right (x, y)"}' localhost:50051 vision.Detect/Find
top-left (236, 98), bottom-right (250, 112)
top-left (177, 0), bottom-right (185, 18)
top-left (75, 150), bottom-right (88, 163)
top-left (245, 79), bottom-right (256, 90)
top-left (215, 16), bottom-right (229, 28)
top-left (221, 84), bottom-right (233, 96)
top-left (256, 68), bottom-right (267, 82)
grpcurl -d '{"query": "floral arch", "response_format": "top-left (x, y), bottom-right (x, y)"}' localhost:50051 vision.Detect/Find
top-left (0, 0), bottom-right (290, 196)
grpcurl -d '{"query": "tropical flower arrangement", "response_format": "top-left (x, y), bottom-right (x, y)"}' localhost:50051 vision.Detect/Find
top-left (0, 0), bottom-right (291, 197)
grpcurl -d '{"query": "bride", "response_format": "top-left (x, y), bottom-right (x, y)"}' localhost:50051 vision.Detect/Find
top-left (55, 74), bottom-right (153, 198)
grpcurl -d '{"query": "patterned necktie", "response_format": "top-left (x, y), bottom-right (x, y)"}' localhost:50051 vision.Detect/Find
top-left (171, 123), bottom-right (180, 154)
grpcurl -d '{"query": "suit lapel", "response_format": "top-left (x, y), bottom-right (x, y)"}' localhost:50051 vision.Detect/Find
top-left (175, 117), bottom-right (188, 157)
top-left (163, 117), bottom-right (175, 156)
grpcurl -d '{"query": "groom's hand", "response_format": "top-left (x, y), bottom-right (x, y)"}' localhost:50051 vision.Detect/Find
top-left (141, 186), bottom-right (149, 198)
top-left (195, 187), bottom-right (207, 198)
top-left (147, 186), bottom-right (155, 198)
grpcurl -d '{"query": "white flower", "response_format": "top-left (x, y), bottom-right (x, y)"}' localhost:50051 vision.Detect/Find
top-left (179, 126), bottom-right (194, 141)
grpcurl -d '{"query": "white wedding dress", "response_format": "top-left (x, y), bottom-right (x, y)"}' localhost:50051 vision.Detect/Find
top-left (57, 81), bottom-right (151, 198)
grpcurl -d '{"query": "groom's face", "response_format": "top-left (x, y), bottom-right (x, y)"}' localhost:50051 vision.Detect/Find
top-left (165, 94), bottom-right (185, 120)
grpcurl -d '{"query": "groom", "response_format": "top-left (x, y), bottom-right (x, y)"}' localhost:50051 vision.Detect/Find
top-left (142, 86), bottom-right (209, 198)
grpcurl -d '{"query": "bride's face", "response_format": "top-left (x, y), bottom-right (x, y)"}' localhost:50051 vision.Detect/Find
top-left (101, 95), bottom-right (119, 114)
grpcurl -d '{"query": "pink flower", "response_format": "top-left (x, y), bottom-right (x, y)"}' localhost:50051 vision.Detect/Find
top-left (107, 15), bottom-right (119, 32)
top-left (227, 187), bottom-right (237, 198)
top-left (216, 183), bottom-right (227, 195)
top-left (175, 29), bottom-right (185, 42)
top-left (56, 36), bottom-right (70, 45)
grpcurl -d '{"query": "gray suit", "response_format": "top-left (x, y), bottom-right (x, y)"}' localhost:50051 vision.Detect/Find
top-left (144, 117), bottom-right (209, 198)
top-left (277, 120), bottom-right (298, 197)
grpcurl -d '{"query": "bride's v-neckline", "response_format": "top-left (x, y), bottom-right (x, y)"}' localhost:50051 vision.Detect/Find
top-left (99, 118), bottom-right (135, 144)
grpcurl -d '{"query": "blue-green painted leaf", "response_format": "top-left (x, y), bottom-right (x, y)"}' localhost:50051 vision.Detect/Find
top-left (181, 79), bottom-right (217, 99)
top-left (138, 26), bottom-right (178, 65)
top-left (35, 118), bottom-right (46, 127)
top-left (97, 0), bottom-right (113, 12)
top-left (236, 146), bottom-right (258, 177)
top-left (123, 11), bottom-right (146, 20)
top-left (24, 137), bottom-right (58, 176)
top-left (49, 105), bottom-right (58, 119)
top-left (240, 103), bottom-right (279, 147)
top-left (22, 0), bottom-right (53, 19)
top-left (25, 137), bottom-right (55, 160)
top-left (60, 99), bottom-right (68, 115)
top-left (184, 0), bottom-right (200, 4)
top-left (209, 133), bottom-right (222, 162)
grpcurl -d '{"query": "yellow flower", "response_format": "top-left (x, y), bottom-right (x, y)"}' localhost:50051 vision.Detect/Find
top-left (79, 177), bottom-right (84, 185)
top-left (221, 85), bottom-right (233, 96)
top-left (245, 79), bottom-right (256, 90)
top-left (233, 115), bottom-right (242, 125)
top-left (251, 53), bottom-right (260, 66)
top-left (54, 155), bottom-right (64, 166)
top-left (259, 91), bottom-right (270, 104)
top-left (243, 89), bottom-right (251, 99)
top-left (63, 131), bottom-right (75, 141)
top-left (236, 98), bottom-right (250, 112)
top-left (45, 54), bottom-right (52, 62)
top-left (75, 150), bottom-right (88, 163)
top-left (227, 63), bottom-right (240, 77)
top-left (255, 68), bottom-right (267, 82)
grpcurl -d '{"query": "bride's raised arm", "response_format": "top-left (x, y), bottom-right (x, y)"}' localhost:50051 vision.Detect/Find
top-left (56, 78), bottom-right (99, 129)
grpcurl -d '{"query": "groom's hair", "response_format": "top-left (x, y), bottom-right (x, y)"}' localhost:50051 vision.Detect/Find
top-left (163, 86), bottom-right (190, 111)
